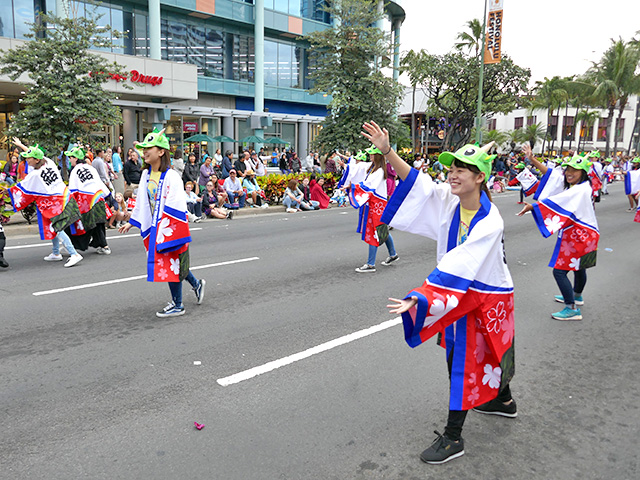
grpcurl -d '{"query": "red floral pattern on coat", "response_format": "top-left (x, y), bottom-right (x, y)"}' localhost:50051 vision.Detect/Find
top-left (355, 184), bottom-right (388, 247)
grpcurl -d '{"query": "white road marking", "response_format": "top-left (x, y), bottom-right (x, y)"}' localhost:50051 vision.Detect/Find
top-left (32, 256), bottom-right (259, 296)
top-left (216, 316), bottom-right (402, 387)
top-left (6, 228), bottom-right (204, 250)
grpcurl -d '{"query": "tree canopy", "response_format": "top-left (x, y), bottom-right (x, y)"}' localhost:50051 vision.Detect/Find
top-left (0, 7), bottom-right (128, 164)
top-left (304, 0), bottom-right (408, 153)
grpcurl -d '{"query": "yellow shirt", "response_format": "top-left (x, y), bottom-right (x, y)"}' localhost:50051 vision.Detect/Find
top-left (458, 207), bottom-right (478, 245)
top-left (148, 170), bottom-right (161, 211)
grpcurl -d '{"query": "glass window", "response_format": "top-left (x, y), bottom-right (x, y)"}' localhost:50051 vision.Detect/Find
top-left (91, 5), bottom-right (111, 51)
top-left (111, 5), bottom-right (125, 54)
top-left (134, 12), bottom-right (149, 57)
top-left (160, 18), bottom-right (169, 60)
top-left (187, 24), bottom-right (206, 75)
top-left (514, 117), bottom-right (523, 130)
top-left (562, 116), bottom-right (574, 141)
top-left (205, 28), bottom-right (224, 79)
top-left (615, 118), bottom-right (625, 143)
top-left (274, 0), bottom-right (289, 14)
top-left (0, 0), bottom-right (14, 38)
top-left (264, 0), bottom-right (274, 8)
top-left (122, 10), bottom-right (134, 55)
top-left (168, 20), bottom-right (187, 63)
top-left (264, 40), bottom-right (278, 86)
top-left (281, 122), bottom-right (296, 146)
top-left (292, 46), bottom-right (301, 88)
top-left (233, 34), bottom-right (254, 83)
top-left (289, 0), bottom-right (301, 17)
top-left (597, 118), bottom-right (607, 142)
top-left (14, 1), bottom-right (35, 39)
top-left (278, 42), bottom-right (293, 88)
top-left (526, 115), bottom-right (537, 126)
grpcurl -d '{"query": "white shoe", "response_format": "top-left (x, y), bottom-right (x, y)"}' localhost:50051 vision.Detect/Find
top-left (96, 246), bottom-right (111, 255)
top-left (44, 253), bottom-right (63, 262)
top-left (64, 253), bottom-right (83, 268)
top-left (261, 203), bottom-right (269, 209)
top-left (286, 207), bottom-right (297, 213)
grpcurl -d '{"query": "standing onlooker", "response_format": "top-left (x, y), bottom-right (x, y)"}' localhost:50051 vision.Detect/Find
top-left (254, 151), bottom-right (267, 176)
top-left (123, 148), bottom-right (142, 194)
top-left (111, 145), bottom-right (125, 193)
top-left (213, 148), bottom-right (223, 166)
top-left (92, 149), bottom-right (112, 190)
top-left (182, 153), bottom-right (199, 185)
top-left (172, 148), bottom-right (185, 179)
top-left (221, 150), bottom-right (234, 178)
top-left (290, 151), bottom-right (301, 173)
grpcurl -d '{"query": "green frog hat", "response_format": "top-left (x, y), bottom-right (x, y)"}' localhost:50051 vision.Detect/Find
top-left (64, 146), bottom-right (85, 160)
top-left (632, 157), bottom-right (640, 164)
top-left (20, 144), bottom-right (45, 160)
top-left (365, 145), bottom-right (383, 155)
top-left (135, 128), bottom-right (170, 151)
top-left (438, 142), bottom-right (496, 181)
top-left (355, 150), bottom-right (368, 161)
top-left (586, 150), bottom-right (601, 160)
top-left (515, 162), bottom-right (526, 169)
top-left (561, 154), bottom-right (592, 172)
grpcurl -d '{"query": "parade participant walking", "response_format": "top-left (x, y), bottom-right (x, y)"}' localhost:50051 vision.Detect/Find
top-left (337, 146), bottom-right (398, 273)
top-left (65, 147), bottom-right (112, 255)
top-left (119, 129), bottom-right (205, 318)
top-left (517, 144), bottom-right (599, 321)
top-left (363, 121), bottom-right (516, 465)
top-left (623, 158), bottom-right (640, 212)
top-left (8, 143), bottom-right (83, 267)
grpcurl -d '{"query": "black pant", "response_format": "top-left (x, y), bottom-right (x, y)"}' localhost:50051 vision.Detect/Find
top-left (553, 268), bottom-right (587, 306)
top-left (444, 347), bottom-right (512, 441)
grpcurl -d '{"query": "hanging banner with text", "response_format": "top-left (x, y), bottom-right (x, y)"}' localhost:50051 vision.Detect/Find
top-left (484, 0), bottom-right (504, 64)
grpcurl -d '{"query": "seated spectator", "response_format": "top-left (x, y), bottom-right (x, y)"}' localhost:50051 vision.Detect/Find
top-left (108, 192), bottom-right (131, 228)
top-left (209, 173), bottom-right (228, 206)
top-left (299, 177), bottom-right (320, 209)
top-left (223, 169), bottom-right (246, 208)
top-left (242, 170), bottom-right (268, 208)
top-left (202, 180), bottom-right (233, 219)
top-left (283, 178), bottom-right (313, 213)
top-left (310, 176), bottom-right (331, 209)
top-left (185, 181), bottom-right (203, 222)
top-left (2, 153), bottom-right (19, 184)
top-left (330, 187), bottom-right (348, 207)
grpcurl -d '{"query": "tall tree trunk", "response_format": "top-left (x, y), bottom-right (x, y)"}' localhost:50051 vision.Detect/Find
top-left (568, 104), bottom-right (580, 152)
top-left (605, 105), bottom-right (615, 156)
top-left (411, 85), bottom-right (416, 152)
top-left (541, 109), bottom-right (550, 154)
top-left (560, 101), bottom-right (568, 154)
top-left (613, 104), bottom-right (625, 155)
top-left (549, 108), bottom-right (558, 155)
top-left (627, 116), bottom-right (639, 156)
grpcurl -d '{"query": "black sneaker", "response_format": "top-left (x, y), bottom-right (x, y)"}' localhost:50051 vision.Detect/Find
top-left (0, 255), bottom-right (8, 268)
top-left (420, 431), bottom-right (465, 465)
top-left (381, 254), bottom-right (399, 266)
top-left (472, 398), bottom-right (517, 418)
top-left (194, 279), bottom-right (206, 305)
top-left (156, 302), bottom-right (185, 318)
top-left (355, 264), bottom-right (376, 273)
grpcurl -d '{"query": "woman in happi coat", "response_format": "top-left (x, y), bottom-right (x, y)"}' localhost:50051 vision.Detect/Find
top-left (9, 143), bottom-right (83, 268)
top-left (65, 147), bottom-right (112, 255)
top-left (337, 147), bottom-right (399, 273)
top-left (518, 144), bottom-right (599, 321)
top-left (119, 129), bottom-right (206, 318)
top-left (362, 121), bottom-right (516, 465)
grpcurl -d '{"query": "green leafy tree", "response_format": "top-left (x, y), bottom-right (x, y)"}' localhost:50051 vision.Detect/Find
top-left (518, 123), bottom-right (548, 150)
top-left (528, 76), bottom-right (570, 154)
top-left (305, 0), bottom-right (408, 153)
top-left (414, 52), bottom-right (530, 150)
top-left (0, 5), bottom-right (128, 178)
top-left (400, 49), bottom-right (430, 151)
top-left (575, 109), bottom-right (599, 152)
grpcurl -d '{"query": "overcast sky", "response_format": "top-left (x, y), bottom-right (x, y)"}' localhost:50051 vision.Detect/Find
top-left (397, 0), bottom-right (640, 86)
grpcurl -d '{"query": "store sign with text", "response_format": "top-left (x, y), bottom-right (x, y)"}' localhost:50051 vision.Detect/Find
top-left (91, 70), bottom-right (164, 86)
top-left (183, 122), bottom-right (199, 133)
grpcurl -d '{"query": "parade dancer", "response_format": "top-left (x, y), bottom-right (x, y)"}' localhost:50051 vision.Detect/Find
top-left (337, 147), bottom-right (399, 273)
top-left (119, 129), bottom-right (205, 318)
top-left (0, 220), bottom-right (7, 268)
top-left (363, 121), bottom-right (516, 465)
top-left (517, 144), bottom-right (599, 321)
top-left (623, 158), bottom-right (640, 212)
top-left (65, 147), bottom-right (112, 255)
top-left (8, 144), bottom-right (83, 267)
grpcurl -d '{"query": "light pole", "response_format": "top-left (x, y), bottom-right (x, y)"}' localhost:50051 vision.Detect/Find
top-left (475, 0), bottom-right (488, 145)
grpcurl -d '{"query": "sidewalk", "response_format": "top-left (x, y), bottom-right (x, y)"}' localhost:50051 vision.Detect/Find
top-left (3, 203), bottom-right (289, 237)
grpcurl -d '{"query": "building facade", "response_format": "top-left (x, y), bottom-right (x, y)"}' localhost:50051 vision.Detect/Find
top-left (0, 0), bottom-right (405, 159)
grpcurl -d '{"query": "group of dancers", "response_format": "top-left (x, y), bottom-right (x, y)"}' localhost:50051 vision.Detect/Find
top-left (339, 120), bottom-right (620, 464)
top-left (3, 129), bottom-right (206, 318)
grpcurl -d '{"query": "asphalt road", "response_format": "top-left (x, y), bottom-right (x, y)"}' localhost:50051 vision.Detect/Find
top-left (1, 183), bottom-right (638, 480)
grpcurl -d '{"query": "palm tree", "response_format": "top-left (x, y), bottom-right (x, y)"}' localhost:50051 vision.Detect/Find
top-left (400, 49), bottom-right (431, 152)
top-left (519, 123), bottom-right (548, 151)
top-left (587, 38), bottom-right (640, 155)
top-left (484, 129), bottom-right (509, 152)
top-left (575, 109), bottom-right (599, 152)
top-left (454, 19), bottom-right (483, 59)
top-left (528, 76), bottom-right (569, 154)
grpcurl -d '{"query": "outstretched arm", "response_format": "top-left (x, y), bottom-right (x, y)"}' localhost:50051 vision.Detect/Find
top-left (12, 137), bottom-right (28, 152)
top-left (522, 143), bottom-right (548, 175)
top-left (387, 296), bottom-right (418, 315)
top-left (361, 121), bottom-right (411, 181)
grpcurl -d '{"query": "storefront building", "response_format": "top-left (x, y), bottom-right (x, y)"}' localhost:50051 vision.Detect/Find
top-left (0, 0), bottom-right (406, 159)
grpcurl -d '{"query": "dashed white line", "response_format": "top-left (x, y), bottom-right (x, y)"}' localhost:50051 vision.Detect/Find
top-left (216, 316), bottom-right (402, 387)
top-left (32, 256), bottom-right (259, 296)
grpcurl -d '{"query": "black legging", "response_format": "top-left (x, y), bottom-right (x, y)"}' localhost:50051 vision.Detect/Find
top-left (444, 346), bottom-right (512, 441)
top-left (553, 268), bottom-right (587, 306)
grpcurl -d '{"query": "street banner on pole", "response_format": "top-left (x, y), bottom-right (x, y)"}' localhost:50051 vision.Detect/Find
top-left (484, 0), bottom-right (503, 64)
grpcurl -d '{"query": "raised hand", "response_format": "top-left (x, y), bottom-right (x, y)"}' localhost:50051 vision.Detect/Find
top-left (387, 296), bottom-right (418, 315)
top-left (361, 121), bottom-right (390, 154)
